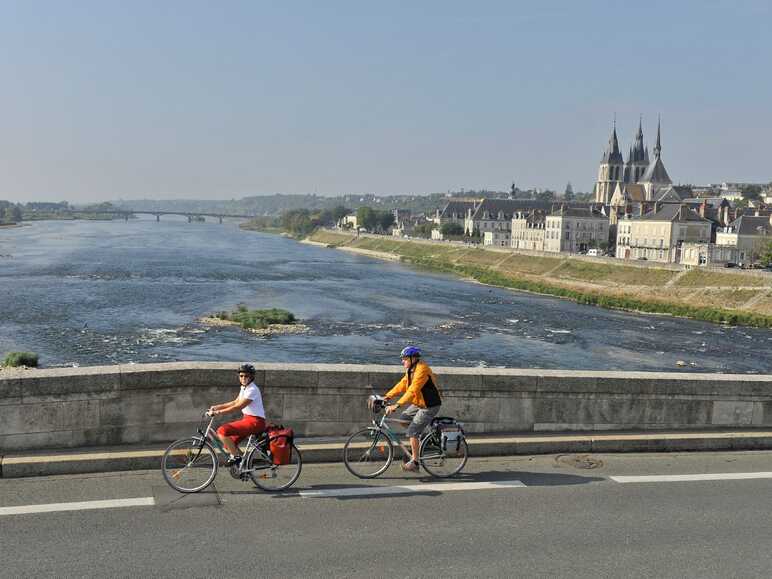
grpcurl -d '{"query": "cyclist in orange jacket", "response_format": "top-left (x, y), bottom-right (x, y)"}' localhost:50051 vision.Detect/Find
top-left (384, 346), bottom-right (442, 472)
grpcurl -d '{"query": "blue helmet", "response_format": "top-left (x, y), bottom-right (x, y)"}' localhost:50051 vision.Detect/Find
top-left (400, 346), bottom-right (422, 358)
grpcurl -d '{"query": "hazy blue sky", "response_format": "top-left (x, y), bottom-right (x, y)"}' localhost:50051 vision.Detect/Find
top-left (1, 0), bottom-right (770, 202)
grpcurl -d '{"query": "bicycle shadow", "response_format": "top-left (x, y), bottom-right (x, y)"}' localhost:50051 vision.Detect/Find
top-left (256, 469), bottom-right (603, 502)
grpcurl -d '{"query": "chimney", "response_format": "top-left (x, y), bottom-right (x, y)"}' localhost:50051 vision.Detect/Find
top-left (723, 205), bottom-right (730, 225)
top-left (700, 200), bottom-right (707, 218)
top-left (654, 201), bottom-right (661, 213)
top-left (678, 204), bottom-right (685, 221)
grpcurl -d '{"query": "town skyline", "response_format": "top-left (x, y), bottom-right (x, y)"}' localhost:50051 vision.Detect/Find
top-left (1, 1), bottom-right (771, 203)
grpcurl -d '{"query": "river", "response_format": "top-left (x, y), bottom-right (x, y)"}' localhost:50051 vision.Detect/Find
top-left (1, 218), bottom-right (770, 373)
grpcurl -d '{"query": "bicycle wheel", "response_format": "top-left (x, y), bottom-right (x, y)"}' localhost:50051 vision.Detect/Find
top-left (161, 437), bottom-right (218, 493)
top-left (419, 432), bottom-right (468, 478)
top-left (343, 427), bottom-right (393, 479)
top-left (248, 443), bottom-right (302, 491)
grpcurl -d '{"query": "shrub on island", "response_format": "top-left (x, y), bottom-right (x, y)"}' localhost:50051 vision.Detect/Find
top-left (3, 351), bottom-right (39, 367)
top-left (214, 306), bottom-right (296, 330)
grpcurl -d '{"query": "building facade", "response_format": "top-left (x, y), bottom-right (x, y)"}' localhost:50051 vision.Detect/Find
top-left (616, 204), bottom-right (712, 262)
top-left (510, 211), bottom-right (546, 251)
top-left (715, 214), bottom-right (771, 265)
top-left (544, 207), bottom-right (609, 253)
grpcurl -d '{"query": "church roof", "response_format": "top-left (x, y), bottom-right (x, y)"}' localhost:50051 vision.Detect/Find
top-left (628, 119), bottom-right (648, 163)
top-left (640, 155), bottom-right (672, 185)
top-left (601, 125), bottom-right (624, 164)
top-left (653, 185), bottom-right (682, 203)
top-left (611, 183), bottom-right (646, 205)
top-left (639, 204), bottom-right (710, 223)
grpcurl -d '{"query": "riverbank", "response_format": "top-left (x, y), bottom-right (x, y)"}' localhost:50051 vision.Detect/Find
top-left (307, 230), bottom-right (772, 328)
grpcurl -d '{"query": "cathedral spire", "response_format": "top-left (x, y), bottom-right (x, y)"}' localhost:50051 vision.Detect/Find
top-left (601, 120), bottom-right (623, 164)
top-left (654, 115), bottom-right (662, 157)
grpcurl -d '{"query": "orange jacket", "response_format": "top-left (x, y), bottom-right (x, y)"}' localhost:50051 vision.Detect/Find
top-left (386, 361), bottom-right (442, 409)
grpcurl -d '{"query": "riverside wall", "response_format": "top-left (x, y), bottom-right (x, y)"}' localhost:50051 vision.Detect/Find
top-left (2, 362), bottom-right (772, 452)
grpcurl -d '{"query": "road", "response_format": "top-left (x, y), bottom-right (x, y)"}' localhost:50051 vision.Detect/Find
top-left (3, 452), bottom-right (772, 578)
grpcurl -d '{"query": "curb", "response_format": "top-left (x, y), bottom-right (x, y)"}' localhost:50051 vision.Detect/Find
top-left (4, 430), bottom-right (772, 479)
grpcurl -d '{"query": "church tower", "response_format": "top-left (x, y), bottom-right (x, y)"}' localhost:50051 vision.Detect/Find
top-left (623, 118), bottom-right (650, 183)
top-left (595, 122), bottom-right (625, 205)
top-left (639, 117), bottom-right (672, 200)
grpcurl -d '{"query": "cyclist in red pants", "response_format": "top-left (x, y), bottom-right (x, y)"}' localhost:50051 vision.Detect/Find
top-left (208, 364), bottom-right (266, 466)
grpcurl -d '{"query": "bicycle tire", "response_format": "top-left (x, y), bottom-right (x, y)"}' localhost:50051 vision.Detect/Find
top-left (248, 443), bottom-right (303, 491)
top-left (343, 427), bottom-right (393, 479)
top-left (161, 437), bottom-right (218, 493)
top-left (419, 432), bottom-right (468, 478)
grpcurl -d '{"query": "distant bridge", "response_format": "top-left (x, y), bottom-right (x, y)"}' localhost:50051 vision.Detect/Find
top-left (61, 210), bottom-right (255, 224)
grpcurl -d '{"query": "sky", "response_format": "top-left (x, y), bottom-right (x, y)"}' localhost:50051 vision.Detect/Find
top-left (0, 0), bottom-right (770, 203)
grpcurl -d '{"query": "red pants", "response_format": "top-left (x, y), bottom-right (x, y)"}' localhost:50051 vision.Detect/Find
top-left (217, 414), bottom-right (266, 445)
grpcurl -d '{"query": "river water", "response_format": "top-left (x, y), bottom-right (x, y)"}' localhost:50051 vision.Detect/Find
top-left (1, 219), bottom-right (770, 373)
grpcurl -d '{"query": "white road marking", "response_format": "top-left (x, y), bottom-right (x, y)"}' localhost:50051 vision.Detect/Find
top-left (0, 497), bottom-right (156, 517)
top-left (610, 472), bottom-right (772, 484)
top-left (299, 479), bottom-right (526, 498)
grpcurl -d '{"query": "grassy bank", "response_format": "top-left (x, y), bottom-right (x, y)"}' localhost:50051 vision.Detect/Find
top-left (308, 230), bottom-right (772, 328)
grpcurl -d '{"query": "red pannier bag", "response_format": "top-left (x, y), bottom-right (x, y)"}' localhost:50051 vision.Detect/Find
top-left (267, 424), bottom-right (294, 465)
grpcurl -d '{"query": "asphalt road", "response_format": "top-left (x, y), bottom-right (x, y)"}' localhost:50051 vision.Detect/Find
top-left (3, 452), bottom-right (772, 578)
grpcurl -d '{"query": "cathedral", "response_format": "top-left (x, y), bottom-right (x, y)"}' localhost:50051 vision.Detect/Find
top-left (593, 118), bottom-right (678, 207)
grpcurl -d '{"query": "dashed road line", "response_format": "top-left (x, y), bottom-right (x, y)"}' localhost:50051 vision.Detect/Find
top-left (0, 497), bottom-right (155, 517)
top-left (610, 472), bottom-right (772, 484)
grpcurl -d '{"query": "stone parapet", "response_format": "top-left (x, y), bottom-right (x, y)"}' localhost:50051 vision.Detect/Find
top-left (1, 363), bottom-right (772, 452)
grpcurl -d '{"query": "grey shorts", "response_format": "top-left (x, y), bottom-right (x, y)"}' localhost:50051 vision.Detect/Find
top-left (400, 404), bottom-right (441, 438)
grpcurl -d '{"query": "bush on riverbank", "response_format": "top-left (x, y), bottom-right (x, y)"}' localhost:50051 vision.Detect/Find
top-left (214, 306), bottom-right (296, 330)
top-left (3, 352), bottom-right (39, 367)
top-left (308, 229), bottom-right (772, 328)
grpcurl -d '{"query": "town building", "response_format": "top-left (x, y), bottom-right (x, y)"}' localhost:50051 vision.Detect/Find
top-left (680, 243), bottom-right (739, 267)
top-left (615, 204), bottom-right (712, 262)
top-left (483, 229), bottom-right (511, 247)
top-left (715, 213), bottom-right (771, 265)
top-left (510, 211), bottom-right (546, 251)
top-left (544, 206), bottom-right (609, 254)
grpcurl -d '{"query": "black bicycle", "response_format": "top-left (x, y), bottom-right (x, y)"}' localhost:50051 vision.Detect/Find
top-left (161, 412), bottom-right (302, 493)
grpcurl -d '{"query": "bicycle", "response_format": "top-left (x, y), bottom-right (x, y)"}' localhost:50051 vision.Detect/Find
top-left (343, 395), bottom-right (468, 479)
top-left (161, 412), bottom-right (302, 493)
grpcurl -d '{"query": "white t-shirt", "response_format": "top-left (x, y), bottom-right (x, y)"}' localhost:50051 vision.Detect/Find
top-left (239, 382), bottom-right (265, 418)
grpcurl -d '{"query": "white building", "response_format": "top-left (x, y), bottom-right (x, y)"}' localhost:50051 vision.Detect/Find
top-left (510, 211), bottom-right (545, 251)
top-left (544, 206), bottom-right (609, 254)
top-left (483, 230), bottom-right (511, 247)
top-left (616, 204), bottom-right (712, 262)
top-left (715, 214), bottom-right (771, 265)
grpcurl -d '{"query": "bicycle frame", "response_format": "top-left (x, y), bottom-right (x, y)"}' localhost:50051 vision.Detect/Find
top-left (370, 412), bottom-right (427, 458)
top-left (190, 414), bottom-right (271, 477)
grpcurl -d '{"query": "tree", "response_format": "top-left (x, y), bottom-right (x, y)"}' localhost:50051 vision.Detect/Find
top-left (759, 240), bottom-right (772, 268)
top-left (741, 185), bottom-right (762, 201)
top-left (2, 205), bottom-right (21, 223)
top-left (440, 222), bottom-right (464, 236)
top-left (356, 206), bottom-right (377, 231)
top-left (412, 222), bottom-right (434, 238)
top-left (331, 205), bottom-right (349, 223)
top-left (536, 190), bottom-right (555, 202)
top-left (281, 209), bottom-right (314, 236)
top-left (377, 211), bottom-right (394, 233)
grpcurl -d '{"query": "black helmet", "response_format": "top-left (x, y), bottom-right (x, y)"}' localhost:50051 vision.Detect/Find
top-left (238, 363), bottom-right (256, 376)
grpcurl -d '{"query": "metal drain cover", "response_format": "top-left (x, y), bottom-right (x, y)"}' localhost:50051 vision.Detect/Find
top-left (555, 454), bottom-right (604, 470)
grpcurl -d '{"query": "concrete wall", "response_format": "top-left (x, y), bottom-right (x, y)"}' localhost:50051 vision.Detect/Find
top-left (2, 363), bottom-right (772, 452)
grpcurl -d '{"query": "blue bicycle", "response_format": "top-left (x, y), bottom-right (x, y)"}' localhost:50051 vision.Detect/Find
top-left (342, 395), bottom-right (468, 478)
